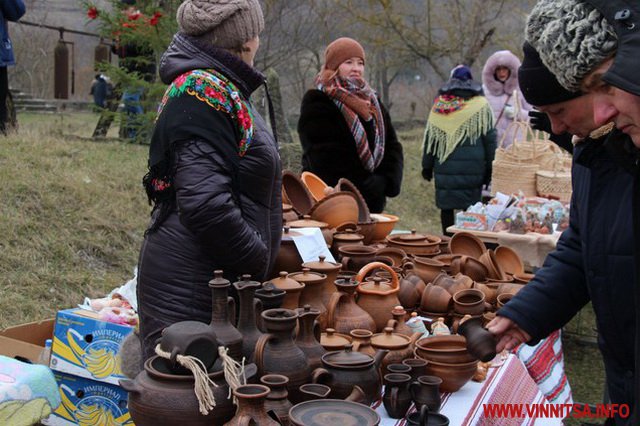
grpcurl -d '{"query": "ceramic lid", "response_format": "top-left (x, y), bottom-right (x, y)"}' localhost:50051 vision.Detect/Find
top-left (281, 226), bottom-right (303, 241)
top-left (269, 271), bottom-right (305, 291)
top-left (255, 282), bottom-right (286, 299)
top-left (333, 230), bottom-right (365, 241)
top-left (371, 327), bottom-right (411, 350)
top-left (288, 268), bottom-right (327, 284)
top-left (288, 215), bottom-right (328, 229)
top-left (358, 276), bottom-right (393, 292)
top-left (322, 344), bottom-right (373, 367)
top-left (320, 328), bottom-right (351, 349)
top-left (397, 229), bottom-right (430, 242)
top-left (283, 203), bottom-right (293, 212)
top-left (289, 399), bottom-right (380, 426)
top-left (302, 256), bottom-right (341, 272)
top-left (208, 270), bottom-right (230, 288)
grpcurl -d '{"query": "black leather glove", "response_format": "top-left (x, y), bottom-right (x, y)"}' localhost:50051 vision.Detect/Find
top-left (528, 110), bottom-right (553, 134)
top-left (422, 168), bottom-right (433, 181)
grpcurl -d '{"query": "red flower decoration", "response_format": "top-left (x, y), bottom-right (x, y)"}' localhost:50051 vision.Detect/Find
top-left (128, 11), bottom-right (141, 21)
top-left (87, 6), bottom-right (99, 19)
top-left (149, 16), bottom-right (160, 26)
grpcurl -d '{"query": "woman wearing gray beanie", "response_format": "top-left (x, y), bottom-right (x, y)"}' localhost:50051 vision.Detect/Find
top-left (137, 0), bottom-right (282, 362)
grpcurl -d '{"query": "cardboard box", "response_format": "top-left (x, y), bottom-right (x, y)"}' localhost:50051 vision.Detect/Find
top-left (455, 211), bottom-right (488, 231)
top-left (50, 308), bottom-right (134, 385)
top-left (43, 370), bottom-right (133, 426)
top-left (0, 318), bottom-right (55, 363)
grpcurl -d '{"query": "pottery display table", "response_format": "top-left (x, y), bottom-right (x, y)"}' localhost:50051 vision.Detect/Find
top-left (376, 354), bottom-right (564, 425)
top-left (446, 226), bottom-right (561, 271)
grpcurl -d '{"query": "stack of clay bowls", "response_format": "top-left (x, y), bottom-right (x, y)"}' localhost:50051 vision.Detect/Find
top-left (414, 335), bottom-right (478, 393)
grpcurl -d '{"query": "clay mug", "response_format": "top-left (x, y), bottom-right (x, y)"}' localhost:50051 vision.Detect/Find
top-left (457, 315), bottom-right (497, 362)
top-left (496, 292), bottom-right (515, 309)
top-left (157, 321), bottom-right (218, 374)
top-left (386, 363), bottom-right (412, 375)
top-left (406, 405), bottom-right (450, 426)
top-left (410, 375), bottom-right (443, 412)
top-left (402, 358), bottom-right (428, 382)
top-left (383, 373), bottom-right (413, 419)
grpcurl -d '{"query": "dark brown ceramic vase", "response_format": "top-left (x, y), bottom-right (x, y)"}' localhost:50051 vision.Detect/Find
top-left (209, 270), bottom-right (243, 361)
top-left (261, 374), bottom-right (292, 426)
top-left (383, 373), bottom-right (413, 419)
top-left (223, 384), bottom-right (280, 426)
top-left (295, 305), bottom-right (326, 371)
top-left (255, 308), bottom-right (311, 404)
top-left (233, 274), bottom-right (263, 362)
top-left (410, 375), bottom-right (443, 412)
top-left (301, 256), bottom-right (342, 328)
top-left (326, 279), bottom-right (377, 334)
top-left (120, 356), bottom-right (253, 426)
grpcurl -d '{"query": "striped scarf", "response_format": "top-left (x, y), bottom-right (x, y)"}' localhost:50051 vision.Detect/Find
top-left (317, 76), bottom-right (385, 172)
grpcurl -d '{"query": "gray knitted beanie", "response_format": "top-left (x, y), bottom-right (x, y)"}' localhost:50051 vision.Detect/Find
top-left (526, 0), bottom-right (618, 92)
top-left (176, 0), bottom-right (264, 49)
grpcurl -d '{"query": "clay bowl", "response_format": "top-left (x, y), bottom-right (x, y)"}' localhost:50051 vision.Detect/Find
top-left (420, 283), bottom-right (452, 314)
top-left (496, 293), bottom-right (515, 309)
top-left (513, 272), bottom-right (535, 284)
top-left (386, 232), bottom-right (442, 256)
top-left (479, 250), bottom-right (507, 281)
top-left (448, 232), bottom-right (487, 259)
top-left (423, 358), bottom-right (478, 393)
top-left (414, 335), bottom-right (477, 364)
top-left (494, 246), bottom-right (525, 276)
top-left (369, 213), bottom-right (399, 242)
top-left (309, 191), bottom-right (359, 229)
top-left (282, 171), bottom-right (315, 216)
top-left (452, 288), bottom-right (486, 316)
top-left (336, 178), bottom-right (371, 223)
top-left (410, 256), bottom-right (445, 284)
top-left (375, 247), bottom-right (407, 268)
top-left (301, 171), bottom-right (331, 202)
top-left (450, 256), bottom-right (489, 283)
top-left (433, 253), bottom-right (461, 267)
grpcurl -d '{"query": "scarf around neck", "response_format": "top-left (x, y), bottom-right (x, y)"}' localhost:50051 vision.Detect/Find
top-left (317, 75), bottom-right (385, 172)
top-left (423, 94), bottom-right (494, 163)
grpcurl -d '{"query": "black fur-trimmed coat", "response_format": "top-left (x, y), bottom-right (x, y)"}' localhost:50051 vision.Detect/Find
top-left (297, 89), bottom-right (404, 213)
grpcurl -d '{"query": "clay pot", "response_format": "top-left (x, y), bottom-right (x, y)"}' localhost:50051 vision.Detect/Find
top-left (371, 327), bottom-right (420, 376)
top-left (414, 335), bottom-right (476, 364)
top-left (452, 288), bottom-right (486, 316)
top-left (301, 256), bottom-right (341, 328)
top-left (424, 358), bottom-right (478, 393)
top-left (282, 171), bottom-right (314, 216)
top-left (120, 356), bottom-right (254, 426)
top-left (349, 329), bottom-right (377, 358)
top-left (272, 227), bottom-right (304, 276)
top-left (233, 275), bottom-right (264, 362)
top-left (309, 191), bottom-right (359, 228)
top-left (457, 315), bottom-right (497, 362)
top-left (357, 221), bottom-right (377, 245)
top-left (268, 271), bottom-right (305, 311)
top-left (438, 235), bottom-right (451, 255)
top-left (320, 328), bottom-right (352, 351)
top-left (255, 309), bottom-right (311, 404)
top-left (410, 375), bottom-right (443, 412)
top-left (369, 213), bottom-right (399, 242)
top-left (376, 247), bottom-right (408, 268)
top-left (289, 268), bottom-right (328, 322)
top-left (420, 283), bottom-right (452, 314)
top-left (295, 305), bottom-right (325, 372)
top-left (473, 282), bottom-right (499, 306)
top-left (331, 230), bottom-right (365, 258)
top-left (261, 374), bottom-right (293, 426)
top-left (450, 256), bottom-right (489, 282)
top-left (356, 263), bottom-right (402, 331)
top-left (311, 344), bottom-right (388, 405)
top-left (387, 306), bottom-right (414, 337)
top-left (398, 275), bottom-right (423, 311)
top-left (338, 244), bottom-right (378, 272)
top-left (301, 171), bottom-right (330, 202)
top-left (224, 384), bottom-right (280, 426)
top-left (448, 232), bottom-right (487, 259)
top-left (208, 271), bottom-right (243, 361)
top-left (383, 373), bottom-right (413, 419)
top-left (326, 279), bottom-right (377, 334)
top-left (496, 293), bottom-right (515, 309)
top-left (334, 177), bottom-right (371, 223)
top-left (386, 231), bottom-right (442, 256)
top-left (408, 256), bottom-right (445, 283)
top-left (494, 246), bottom-right (525, 276)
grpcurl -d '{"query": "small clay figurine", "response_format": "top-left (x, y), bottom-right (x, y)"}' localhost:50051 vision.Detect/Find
top-left (430, 317), bottom-right (451, 336)
top-left (473, 361), bottom-right (490, 382)
top-left (509, 211), bottom-right (526, 234)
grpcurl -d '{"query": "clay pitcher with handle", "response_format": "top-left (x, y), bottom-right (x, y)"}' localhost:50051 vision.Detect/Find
top-left (325, 279), bottom-right (377, 334)
top-left (356, 262), bottom-right (401, 332)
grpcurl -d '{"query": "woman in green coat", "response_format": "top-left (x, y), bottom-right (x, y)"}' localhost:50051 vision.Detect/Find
top-left (422, 65), bottom-right (497, 234)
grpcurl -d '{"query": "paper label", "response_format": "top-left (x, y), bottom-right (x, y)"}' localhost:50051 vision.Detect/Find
top-left (289, 227), bottom-right (336, 263)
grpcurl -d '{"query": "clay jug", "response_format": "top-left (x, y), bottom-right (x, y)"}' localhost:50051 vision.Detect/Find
top-left (326, 279), bottom-right (377, 334)
top-left (402, 358), bottom-right (428, 383)
top-left (223, 384), bottom-right (280, 426)
top-left (289, 268), bottom-right (327, 322)
top-left (268, 271), bottom-right (305, 310)
top-left (209, 270), bottom-right (243, 361)
top-left (387, 306), bottom-right (414, 337)
top-left (255, 308), bottom-right (311, 404)
top-left (349, 329), bottom-right (376, 358)
top-left (301, 256), bottom-right (342, 328)
top-left (410, 375), bottom-right (443, 412)
top-left (383, 373), bottom-right (412, 419)
top-left (295, 305), bottom-right (326, 371)
top-left (356, 262), bottom-right (401, 332)
top-left (233, 274), bottom-right (263, 362)
top-left (260, 374), bottom-right (293, 426)
top-left (120, 356), bottom-right (256, 426)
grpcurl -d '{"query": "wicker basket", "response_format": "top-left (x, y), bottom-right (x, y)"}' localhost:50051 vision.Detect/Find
top-left (492, 160), bottom-right (539, 196)
top-left (536, 169), bottom-right (572, 202)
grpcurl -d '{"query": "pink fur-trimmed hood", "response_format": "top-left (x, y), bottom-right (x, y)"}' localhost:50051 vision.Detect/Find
top-left (482, 50), bottom-right (522, 96)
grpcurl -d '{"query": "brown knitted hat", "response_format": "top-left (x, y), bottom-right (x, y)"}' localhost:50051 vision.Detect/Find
top-left (318, 37), bottom-right (365, 82)
top-left (176, 0), bottom-right (264, 49)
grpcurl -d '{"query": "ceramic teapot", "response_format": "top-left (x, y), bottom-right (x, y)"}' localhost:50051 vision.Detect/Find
top-left (356, 262), bottom-right (401, 332)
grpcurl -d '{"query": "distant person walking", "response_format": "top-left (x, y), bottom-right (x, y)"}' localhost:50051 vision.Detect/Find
top-left (0, 0), bottom-right (26, 135)
top-left (89, 74), bottom-right (112, 109)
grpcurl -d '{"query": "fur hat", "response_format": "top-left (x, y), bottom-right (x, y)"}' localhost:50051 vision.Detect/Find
top-left (450, 65), bottom-right (473, 82)
top-left (318, 37), bottom-right (365, 83)
top-left (518, 41), bottom-right (582, 106)
top-left (525, 0), bottom-right (617, 92)
top-left (482, 50), bottom-right (521, 96)
top-left (176, 0), bottom-right (264, 49)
